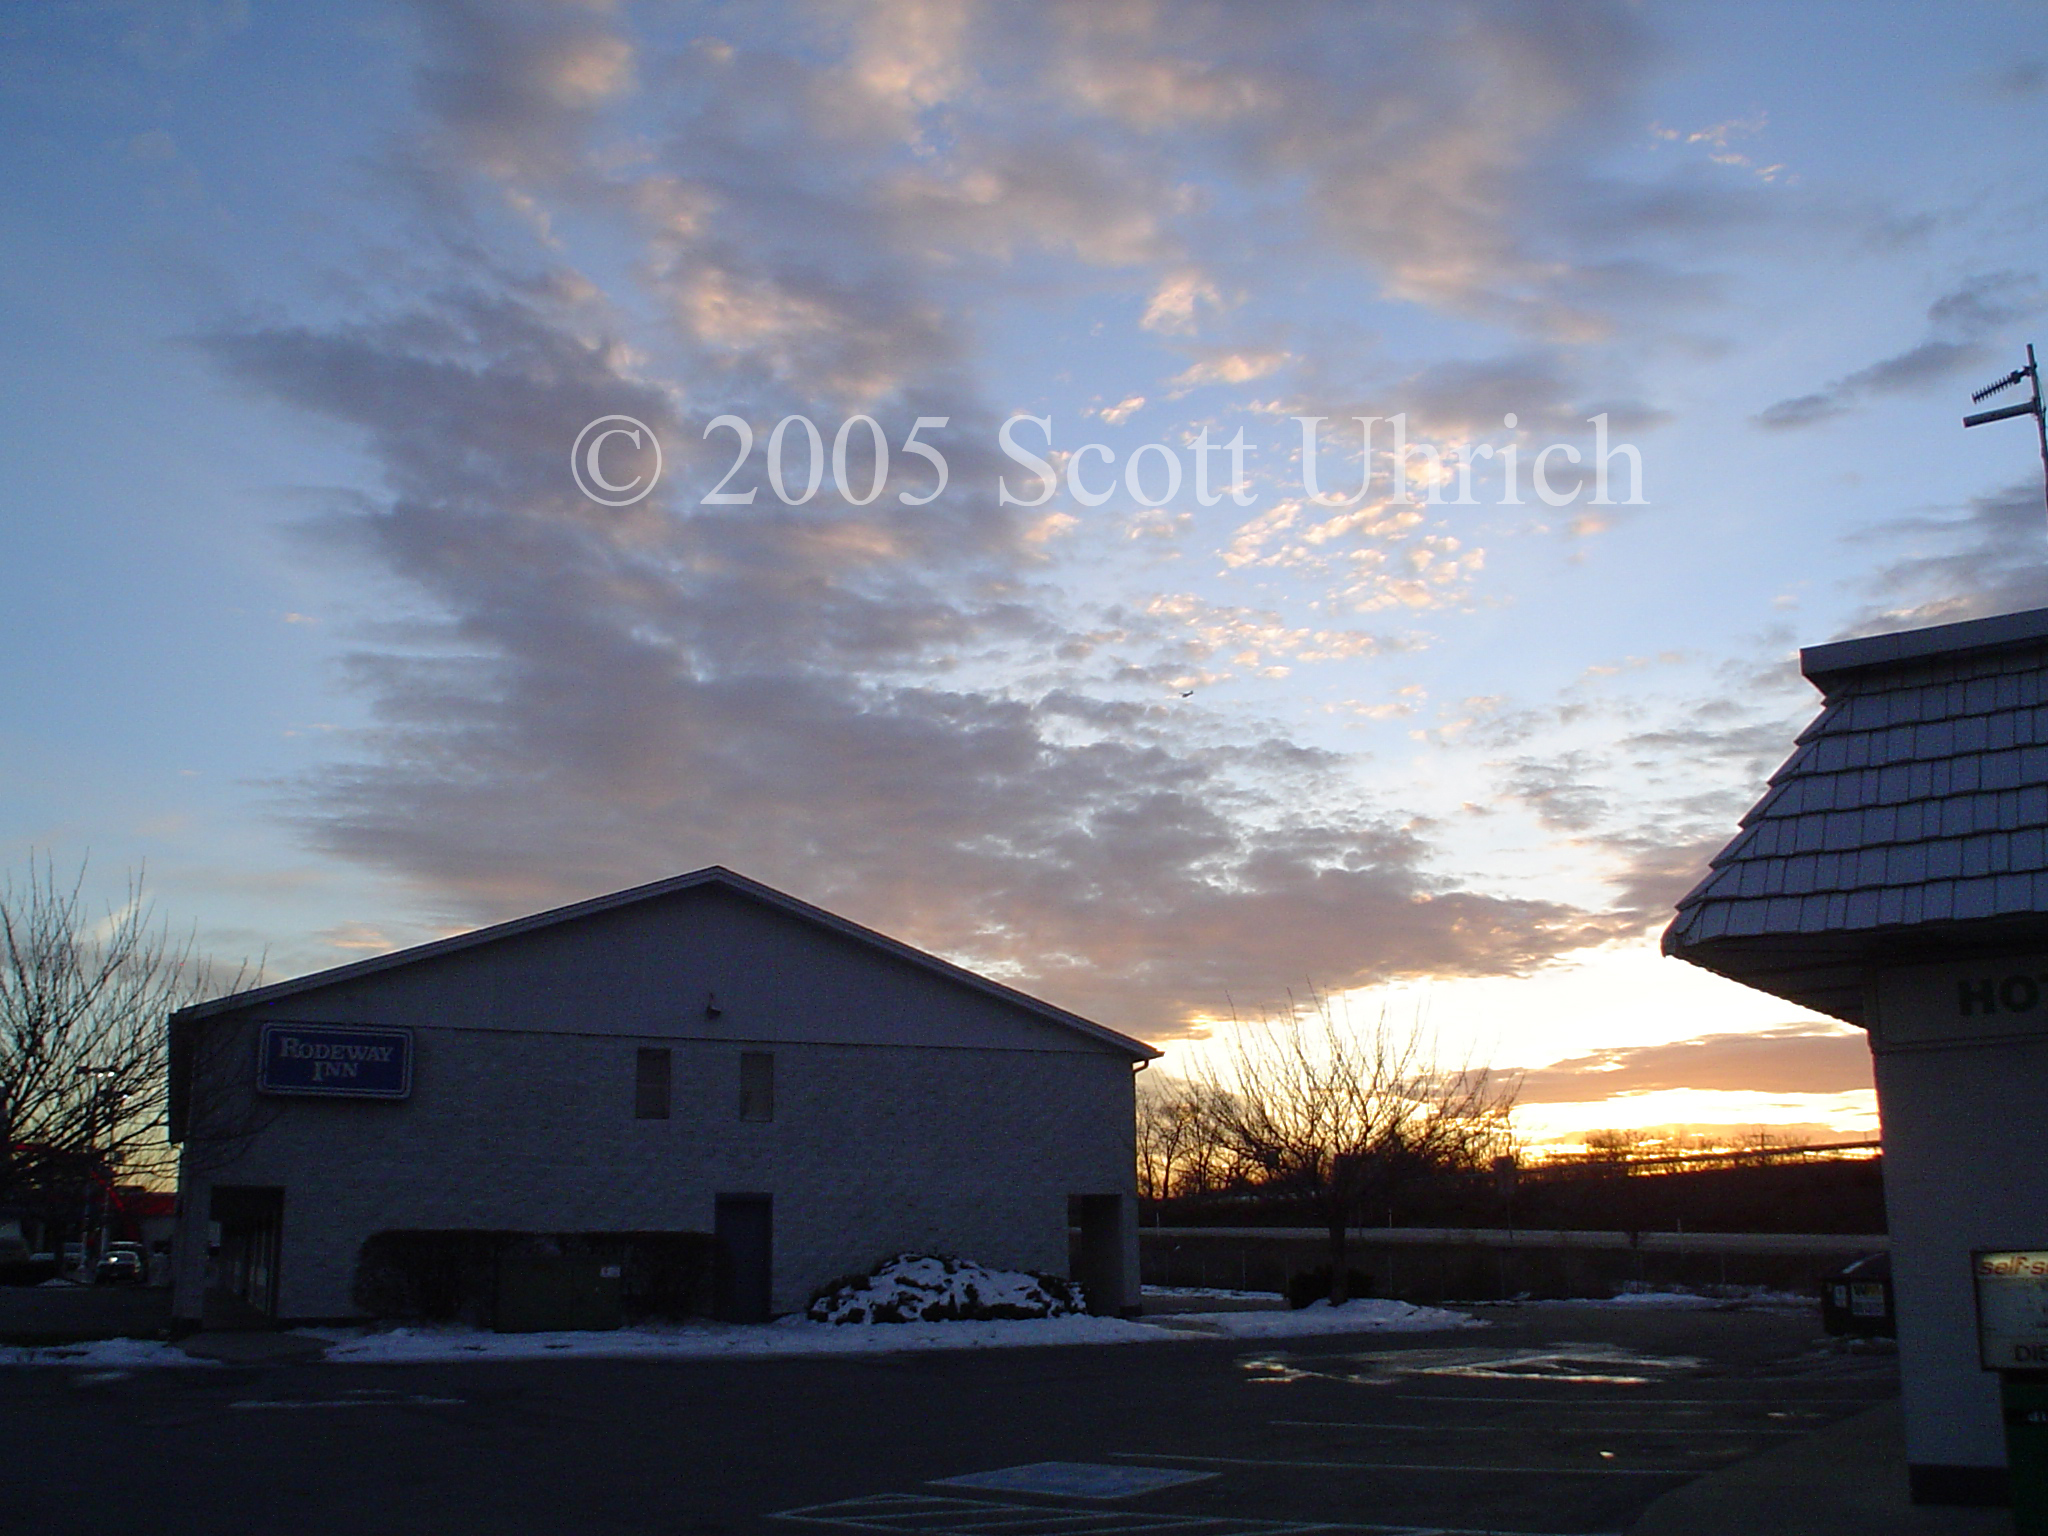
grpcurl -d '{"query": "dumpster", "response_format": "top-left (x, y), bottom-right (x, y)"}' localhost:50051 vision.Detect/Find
top-left (1821, 1250), bottom-right (1893, 1338)
top-left (494, 1249), bottom-right (623, 1333)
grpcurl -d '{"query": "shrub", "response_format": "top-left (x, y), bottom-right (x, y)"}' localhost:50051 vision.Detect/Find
top-left (807, 1253), bottom-right (1085, 1323)
top-left (1287, 1265), bottom-right (1374, 1309)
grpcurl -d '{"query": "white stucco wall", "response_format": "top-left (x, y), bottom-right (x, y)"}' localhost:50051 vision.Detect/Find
top-left (1871, 953), bottom-right (2048, 1475)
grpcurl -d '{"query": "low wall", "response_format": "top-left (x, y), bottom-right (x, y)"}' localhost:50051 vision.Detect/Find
top-left (0, 1284), bottom-right (173, 1345)
top-left (1140, 1226), bottom-right (1887, 1302)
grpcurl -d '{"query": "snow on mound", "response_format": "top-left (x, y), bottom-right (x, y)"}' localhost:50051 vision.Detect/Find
top-left (1171, 1297), bottom-right (1482, 1339)
top-left (808, 1254), bottom-right (1084, 1324)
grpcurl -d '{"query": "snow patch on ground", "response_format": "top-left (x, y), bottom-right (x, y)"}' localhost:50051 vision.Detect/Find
top-left (302, 1314), bottom-right (1171, 1363)
top-left (1572, 1285), bottom-right (1815, 1310)
top-left (808, 1254), bottom-right (1083, 1323)
top-left (1141, 1286), bottom-right (1284, 1301)
top-left (0, 1338), bottom-right (217, 1368)
top-left (0, 1303), bottom-right (1489, 1367)
top-left (1157, 1298), bottom-right (1481, 1338)
top-left (302, 1299), bottom-right (1480, 1361)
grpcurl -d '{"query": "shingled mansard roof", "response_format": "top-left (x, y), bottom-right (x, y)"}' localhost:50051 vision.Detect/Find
top-left (1666, 606), bottom-right (2048, 1024)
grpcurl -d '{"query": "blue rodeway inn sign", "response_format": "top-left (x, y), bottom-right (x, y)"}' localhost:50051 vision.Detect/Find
top-left (258, 1023), bottom-right (413, 1099)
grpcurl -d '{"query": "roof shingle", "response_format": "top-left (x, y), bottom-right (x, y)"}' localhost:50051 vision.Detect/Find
top-left (1666, 607), bottom-right (2048, 1021)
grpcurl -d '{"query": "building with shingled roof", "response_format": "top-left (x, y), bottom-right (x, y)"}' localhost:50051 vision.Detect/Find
top-left (1669, 606), bottom-right (2048, 1508)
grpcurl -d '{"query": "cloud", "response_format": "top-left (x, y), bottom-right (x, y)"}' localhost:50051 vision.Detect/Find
top-left (1757, 270), bottom-right (2045, 429)
top-left (119, 0), bottom-right (250, 71)
top-left (172, 1), bottom-right (1801, 1035)
top-left (1462, 643), bottom-right (1817, 931)
top-left (1043, 1), bottom-right (1686, 340)
top-left (411, 0), bottom-right (636, 186)
top-left (1167, 348), bottom-right (1290, 391)
top-left (1843, 479), bottom-right (2048, 632)
top-left (1512, 1024), bottom-right (1872, 1104)
top-left (1984, 60), bottom-right (2047, 98)
top-left (1141, 269), bottom-right (1224, 335)
top-left (1647, 111), bottom-right (1785, 182)
top-left (186, 3), bottom-right (1685, 1039)
top-left (1500, 750), bottom-right (1609, 833)
top-left (1218, 497), bottom-right (1485, 614)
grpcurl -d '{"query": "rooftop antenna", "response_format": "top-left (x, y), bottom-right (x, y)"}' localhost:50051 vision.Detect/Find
top-left (1963, 342), bottom-right (2048, 520)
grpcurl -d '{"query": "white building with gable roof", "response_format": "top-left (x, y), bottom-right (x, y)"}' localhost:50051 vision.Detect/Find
top-left (168, 866), bottom-right (1154, 1329)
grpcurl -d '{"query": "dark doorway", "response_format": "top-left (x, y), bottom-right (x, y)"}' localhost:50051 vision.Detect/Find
top-left (208, 1185), bottom-right (284, 1325)
top-left (713, 1194), bottom-right (773, 1322)
top-left (1069, 1194), bottom-right (1130, 1316)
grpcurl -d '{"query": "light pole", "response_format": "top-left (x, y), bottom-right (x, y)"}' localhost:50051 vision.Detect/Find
top-left (76, 1067), bottom-right (118, 1281)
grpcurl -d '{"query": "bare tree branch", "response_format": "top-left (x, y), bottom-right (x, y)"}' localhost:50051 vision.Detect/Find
top-left (1189, 988), bottom-right (1519, 1303)
top-left (1136, 1073), bottom-right (1242, 1203)
top-left (0, 854), bottom-right (260, 1226)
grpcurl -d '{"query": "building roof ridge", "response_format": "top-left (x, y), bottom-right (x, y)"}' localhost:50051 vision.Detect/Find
top-left (171, 865), bottom-right (1158, 1061)
top-left (1802, 606), bottom-right (2048, 687)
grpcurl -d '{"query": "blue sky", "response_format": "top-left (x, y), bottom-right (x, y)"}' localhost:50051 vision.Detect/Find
top-left (5, 0), bottom-right (2047, 1143)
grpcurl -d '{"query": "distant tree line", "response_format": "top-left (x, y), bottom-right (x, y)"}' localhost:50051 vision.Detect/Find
top-left (1142, 1038), bottom-right (1887, 1242)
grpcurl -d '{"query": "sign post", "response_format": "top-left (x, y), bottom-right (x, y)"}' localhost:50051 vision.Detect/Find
top-left (1974, 1250), bottom-right (2048, 1530)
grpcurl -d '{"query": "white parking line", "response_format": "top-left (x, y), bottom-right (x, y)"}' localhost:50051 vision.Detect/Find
top-left (230, 1394), bottom-right (464, 1409)
top-left (1386, 1395), bottom-right (1860, 1407)
top-left (769, 1491), bottom-right (1360, 1534)
top-left (1270, 1419), bottom-right (1806, 1436)
top-left (1113, 1452), bottom-right (1695, 1477)
top-left (772, 1490), bottom-right (1622, 1536)
top-left (932, 1464), bottom-right (1217, 1500)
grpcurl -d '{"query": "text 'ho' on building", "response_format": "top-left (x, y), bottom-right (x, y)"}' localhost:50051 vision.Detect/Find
top-left (1668, 605), bottom-right (2048, 1509)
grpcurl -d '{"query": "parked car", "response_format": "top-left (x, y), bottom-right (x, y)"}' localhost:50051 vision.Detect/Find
top-left (95, 1243), bottom-right (145, 1285)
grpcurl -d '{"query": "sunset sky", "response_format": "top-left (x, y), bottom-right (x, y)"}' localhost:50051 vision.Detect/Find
top-left (6, 2), bottom-right (2047, 1145)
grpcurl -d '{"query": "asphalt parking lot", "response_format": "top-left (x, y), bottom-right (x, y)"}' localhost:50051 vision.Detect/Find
top-left (0, 1303), bottom-right (1896, 1536)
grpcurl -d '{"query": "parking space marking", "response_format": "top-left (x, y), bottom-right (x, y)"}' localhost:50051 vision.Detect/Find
top-left (932, 1464), bottom-right (1219, 1500)
top-left (1112, 1452), bottom-right (1696, 1477)
top-left (767, 1491), bottom-right (1602, 1536)
top-left (230, 1389), bottom-right (465, 1410)
top-left (1270, 1419), bottom-right (1807, 1436)
top-left (1385, 1395), bottom-right (1864, 1407)
top-left (768, 1491), bottom-right (1360, 1535)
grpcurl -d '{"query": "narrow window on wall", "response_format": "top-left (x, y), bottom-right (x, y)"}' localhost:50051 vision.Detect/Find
top-left (635, 1047), bottom-right (671, 1120)
top-left (739, 1051), bottom-right (774, 1122)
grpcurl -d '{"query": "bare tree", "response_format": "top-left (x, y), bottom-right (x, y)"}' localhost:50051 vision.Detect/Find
top-left (1732, 1126), bottom-right (1809, 1166)
top-left (0, 856), bottom-right (257, 1231)
top-left (1136, 1073), bottom-right (1240, 1205)
top-left (1583, 1127), bottom-right (1652, 1167)
top-left (1191, 990), bottom-right (1518, 1303)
